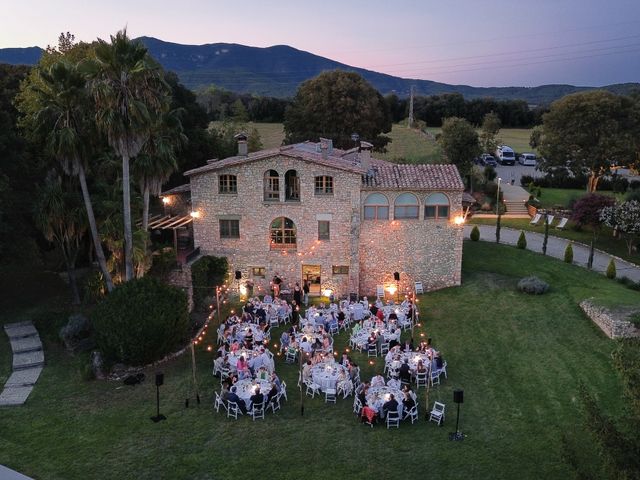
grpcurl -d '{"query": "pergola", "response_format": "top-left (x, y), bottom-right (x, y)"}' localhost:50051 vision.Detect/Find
top-left (145, 214), bottom-right (193, 252)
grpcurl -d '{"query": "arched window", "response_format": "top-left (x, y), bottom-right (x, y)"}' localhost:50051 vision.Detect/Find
top-left (425, 193), bottom-right (450, 220)
top-left (264, 170), bottom-right (280, 201)
top-left (363, 193), bottom-right (389, 220)
top-left (270, 217), bottom-right (296, 248)
top-left (394, 193), bottom-right (419, 219)
top-left (285, 170), bottom-right (300, 201)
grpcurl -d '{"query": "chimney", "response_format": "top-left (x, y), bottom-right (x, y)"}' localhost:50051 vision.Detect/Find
top-left (319, 137), bottom-right (333, 159)
top-left (234, 132), bottom-right (248, 157)
top-left (359, 141), bottom-right (373, 172)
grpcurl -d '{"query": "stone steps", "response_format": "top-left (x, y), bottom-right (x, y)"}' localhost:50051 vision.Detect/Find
top-left (1, 321), bottom-right (44, 407)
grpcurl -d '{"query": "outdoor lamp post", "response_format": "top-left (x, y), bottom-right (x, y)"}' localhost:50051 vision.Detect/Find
top-left (496, 177), bottom-right (502, 215)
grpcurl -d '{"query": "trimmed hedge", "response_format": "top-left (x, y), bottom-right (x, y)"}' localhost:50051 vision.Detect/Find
top-left (470, 225), bottom-right (480, 241)
top-left (606, 259), bottom-right (617, 279)
top-left (92, 277), bottom-right (189, 365)
top-left (517, 231), bottom-right (527, 249)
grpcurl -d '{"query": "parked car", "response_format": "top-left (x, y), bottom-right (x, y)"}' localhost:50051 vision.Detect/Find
top-left (519, 153), bottom-right (537, 166)
top-left (495, 145), bottom-right (515, 165)
top-left (479, 154), bottom-right (497, 167)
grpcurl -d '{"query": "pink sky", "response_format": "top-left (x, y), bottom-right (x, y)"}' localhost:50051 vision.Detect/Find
top-left (2, 0), bottom-right (640, 87)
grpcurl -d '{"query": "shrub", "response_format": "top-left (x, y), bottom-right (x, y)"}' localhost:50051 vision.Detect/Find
top-left (481, 202), bottom-right (492, 211)
top-left (470, 225), bottom-right (480, 241)
top-left (520, 175), bottom-right (534, 187)
top-left (516, 230), bottom-right (527, 249)
top-left (606, 259), bottom-right (617, 279)
top-left (517, 276), bottom-right (549, 295)
top-left (564, 243), bottom-right (574, 263)
top-left (191, 256), bottom-right (228, 310)
top-left (92, 277), bottom-right (189, 365)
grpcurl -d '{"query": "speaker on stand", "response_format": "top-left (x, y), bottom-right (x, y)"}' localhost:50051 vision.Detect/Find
top-left (449, 389), bottom-right (464, 441)
top-left (151, 372), bottom-right (167, 423)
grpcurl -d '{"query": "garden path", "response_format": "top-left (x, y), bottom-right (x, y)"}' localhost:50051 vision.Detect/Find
top-left (0, 464), bottom-right (34, 480)
top-left (464, 225), bottom-right (640, 283)
top-left (0, 321), bottom-right (43, 407)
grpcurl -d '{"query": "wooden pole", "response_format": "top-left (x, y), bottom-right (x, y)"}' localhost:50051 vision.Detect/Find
top-left (190, 342), bottom-right (200, 405)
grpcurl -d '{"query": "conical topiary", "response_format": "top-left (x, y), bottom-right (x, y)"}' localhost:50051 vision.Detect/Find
top-left (516, 230), bottom-right (527, 249)
top-left (564, 242), bottom-right (573, 264)
top-left (606, 258), bottom-right (617, 279)
top-left (470, 225), bottom-right (480, 241)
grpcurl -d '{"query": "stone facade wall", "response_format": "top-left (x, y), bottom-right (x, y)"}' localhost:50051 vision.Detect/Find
top-left (166, 263), bottom-right (194, 312)
top-left (189, 155), bottom-right (463, 298)
top-left (580, 300), bottom-right (640, 339)
top-left (190, 155), bottom-right (362, 297)
top-left (359, 190), bottom-right (464, 296)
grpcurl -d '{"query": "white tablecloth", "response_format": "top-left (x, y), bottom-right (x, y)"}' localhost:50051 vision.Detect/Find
top-left (233, 378), bottom-right (272, 409)
top-left (366, 385), bottom-right (404, 414)
top-left (310, 362), bottom-right (348, 391)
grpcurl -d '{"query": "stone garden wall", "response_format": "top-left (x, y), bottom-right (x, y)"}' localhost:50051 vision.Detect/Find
top-left (579, 300), bottom-right (640, 339)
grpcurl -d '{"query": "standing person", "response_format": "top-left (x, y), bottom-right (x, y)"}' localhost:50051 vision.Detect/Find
top-left (272, 275), bottom-right (282, 298)
top-left (303, 280), bottom-right (310, 306)
top-left (293, 282), bottom-right (302, 305)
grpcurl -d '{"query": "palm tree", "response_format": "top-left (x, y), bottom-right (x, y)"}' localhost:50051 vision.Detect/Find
top-left (135, 108), bottom-right (186, 233)
top-left (87, 29), bottom-right (170, 282)
top-left (31, 60), bottom-right (115, 292)
top-left (34, 174), bottom-right (86, 304)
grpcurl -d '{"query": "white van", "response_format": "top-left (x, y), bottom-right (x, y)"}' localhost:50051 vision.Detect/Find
top-left (495, 145), bottom-right (515, 165)
top-left (519, 153), bottom-right (537, 166)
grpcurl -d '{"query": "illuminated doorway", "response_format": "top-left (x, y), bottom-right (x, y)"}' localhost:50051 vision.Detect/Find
top-left (302, 265), bottom-right (321, 295)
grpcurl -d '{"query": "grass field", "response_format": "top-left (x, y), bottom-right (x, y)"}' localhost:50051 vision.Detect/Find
top-left (0, 242), bottom-right (633, 479)
top-left (249, 122), bottom-right (534, 163)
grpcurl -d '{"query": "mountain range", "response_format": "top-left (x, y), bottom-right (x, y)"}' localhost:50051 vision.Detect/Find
top-left (2, 36), bottom-right (638, 104)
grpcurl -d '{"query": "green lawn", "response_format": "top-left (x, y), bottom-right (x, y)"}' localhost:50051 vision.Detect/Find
top-left (0, 242), bottom-right (632, 479)
top-left (531, 187), bottom-right (624, 209)
top-left (379, 123), bottom-right (442, 164)
top-left (250, 122), bottom-right (285, 149)
top-left (426, 127), bottom-right (535, 154)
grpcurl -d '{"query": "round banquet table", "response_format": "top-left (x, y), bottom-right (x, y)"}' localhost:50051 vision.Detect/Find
top-left (233, 378), bottom-right (272, 409)
top-left (234, 323), bottom-right (266, 343)
top-left (310, 362), bottom-right (348, 391)
top-left (389, 352), bottom-right (432, 373)
top-left (228, 347), bottom-right (266, 370)
top-left (350, 327), bottom-right (395, 348)
top-left (366, 385), bottom-right (404, 414)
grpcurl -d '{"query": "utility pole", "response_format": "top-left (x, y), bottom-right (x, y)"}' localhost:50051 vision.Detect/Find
top-left (408, 85), bottom-right (415, 129)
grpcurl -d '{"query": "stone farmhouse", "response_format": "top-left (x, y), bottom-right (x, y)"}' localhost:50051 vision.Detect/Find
top-left (164, 135), bottom-right (465, 299)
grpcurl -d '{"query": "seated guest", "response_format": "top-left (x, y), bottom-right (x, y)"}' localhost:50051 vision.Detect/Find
top-left (236, 356), bottom-right (250, 379)
top-left (416, 360), bottom-right (428, 374)
top-left (322, 335), bottom-right (332, 352)
top-left (270, 372), bottom-right (282, 391)
top-left (300, 337), bottom-right (312, 354)
top-left (376, 308), bottom-right (385, 321)
top-left (435, 352), bottom-right (444, 369)
top-left (340, 353), bottom-right (350, 368)
top-left (230, 340), bottom-right (240, 353)
top-left (403, 391), bottom-right (416, 414)
top-left (371, 374), bottom-right (385, 388)
top-left (401, 338), bottom-right (414, 353)
top-left (249, 387), bottom-right (265, 411)
top-left (357, 384), bottom-right (369, 407)
top-left (350, 363), bottom-right (360, 382)
top-left (382, 393), bottom-right (399, 419)
top-left (263, 294), bottom-right (273, 304)
top-left (213, 353), bottom-right (224, 376)
top-left (399, 359), bottom-right (412, 384)
top-left (280, 331), bottom-right (290, 352)
top-left (227, 386), bottom-right (247, 414)
top-left (267, 383), bottom-right (279, 404)
top-left (244, 329), bottom-right (254, 348)
top-left (302, 360), bottom-right (313, 382)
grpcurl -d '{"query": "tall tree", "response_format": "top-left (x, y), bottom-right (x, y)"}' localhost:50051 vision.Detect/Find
top-left (601, 200), bottom-right (640, 255)
top-left (536, 91), bottom-right (637, 192)
top-left (22, 60), bottom-right (115, 291)
top-left (34, 174), bottom-right (86, 304)
top-left (284, 70), bottom-right (392, 150)
top-left (479, 111), bottom-right (501, 154)
top-left (439, 117), bottom-right (481, 182)
top-left (87, 29), bottom-right (170, 281)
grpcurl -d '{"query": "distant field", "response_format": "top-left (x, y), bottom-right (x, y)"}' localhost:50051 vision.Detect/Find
top-left (247, 122), bottom-right (534, 163)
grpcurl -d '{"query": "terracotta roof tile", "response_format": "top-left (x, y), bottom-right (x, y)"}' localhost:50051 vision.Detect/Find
top-left (362, 164), bottom-right (464, 191)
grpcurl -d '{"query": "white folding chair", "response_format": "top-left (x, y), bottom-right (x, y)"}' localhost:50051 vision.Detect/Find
top-left (380, 341), bottom-right (390, 355)
top-left (416, 371), bottom-right (428, 389)
top-left (251, 401), bottom-right (265, 421)
top-left (429, 401), bottom-right (445, 426)
top-left (324, 387), bottom-right (337, 404)
top-left (545, 214), bottom-right (555, 227)
top-left (305, 380), bottom-right (321, 398)
top-left (430, 368), bottom-right (441, 386)
top-left (403, 405), bottom-right (419, 424)
top-left (280, 381), bottom-right (288, 401)
top-left (227, 401), bottom-right (241, 419)
top-left (414, 281), bottom-right (424, 295)
top-left (367, 343), bottom-right (378, 357)
top-left (353, 397), bottom-right (363, 416)
top-left (214, 391), bottom-right (227, 413)
top-left (269, 393), bottom-right (281, 413)
top-left (529, 213), bottom-right (542, 225)
top-left (376, 285), bottom-right (384, 299)
top-left (386, 410), bottom-right (400, 429)
top-left (439, 361), bottom-right (448, 379)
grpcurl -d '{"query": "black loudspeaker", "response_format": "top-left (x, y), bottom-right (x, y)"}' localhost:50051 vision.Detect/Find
top-left (453, 389), bottom-right (464, 404)
top-left (393, 271), bottom-right (400, 281)
top-left (235, 270), bottom-right (242, 280)
top-left (155, 372), bottom-right (164, 387)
